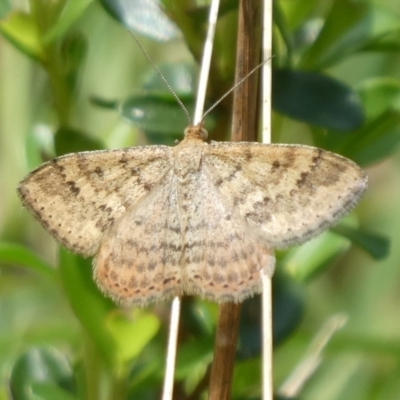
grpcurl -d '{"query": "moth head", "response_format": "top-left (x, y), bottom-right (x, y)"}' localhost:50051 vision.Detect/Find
top-left (184, 125), bottom-right (208, 141)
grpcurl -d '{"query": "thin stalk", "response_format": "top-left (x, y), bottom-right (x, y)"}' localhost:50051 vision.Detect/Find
top-left (208, 303), bottom-right (242, 399)
top-left (261, 1), bottom-right (274, 399)
top-left (193, 0), bottom-right (221, 124)
top-left (162, 297), bottom-right (181, 400)
top-left (208, 1), bottom-right (263, 399)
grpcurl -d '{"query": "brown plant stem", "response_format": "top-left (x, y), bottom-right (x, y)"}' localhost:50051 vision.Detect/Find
top-left (208, 303), bottom-right (242, 399)
top-left (208, 1), bottom-right (262, 399)
top-left (231, 0), bottom-right (262, 142)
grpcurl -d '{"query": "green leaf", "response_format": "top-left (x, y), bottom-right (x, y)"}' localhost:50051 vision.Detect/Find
top-left (232, 358), bottom-right (261, 398)
top-left (180, 300), bottom-right (217, 337)
top-left (120, 95), bottom-right (193, 144)
top-left (331, 225), bottom-right (390, 260)
top-left (175, 336), bottom-right (213, 379)
top-left (142, 63), bottom-right (196, 96)
top-left (10, 347), bottom-right (75, 400)
top-left (32, 382), bottom-right (78, 400)
top-left (358, 77), bottom-right (400, 120)
top-left (351, 112), bottom-right (400, 165)
top-left (361, 32), bottom-right (400, 53)
top-left (99, 0), bottom-right (179, 41)
top-left (281, 230), bottom-right (351, 282)
top-left (105, 309), bottom-right (160, 363)
top-left (301, 1), bottom-right (399, 69)
top-left (300, 0), bottom-right (367, 68)
top-left (20, 124), bottom-right (55, 169)
top-left (272, 68), bottom-right (364, 131)
top-left (59, 250), bottom-right (158, 368)
top-left (58, 250), bottom-right (118, 366)
top-left (120, 62), bottom-right (198, 144)
top-left (326, 110), bottom-right (400, 166)
top-left (0, 242), bottom-right (56, 281)
top-left (0, 10), bottom-right (44, 61)
top-left (278, 0), bottom-right (320, 31)
top-left (54, 126), bottom-right (104, 156)
top-left (43, 0), bottom-right (94, 44)
top-left (60, 33), bottom-right (88, 94)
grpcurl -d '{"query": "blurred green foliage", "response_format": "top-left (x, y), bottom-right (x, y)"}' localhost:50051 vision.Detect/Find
top-left (0, 0), bottom-right (399, 399)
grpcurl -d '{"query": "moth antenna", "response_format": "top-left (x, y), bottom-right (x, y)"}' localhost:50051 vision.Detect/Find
top-left (202, 58), bottom-right (273, 122)
top-left (129, 32), bottom-right (192, 126)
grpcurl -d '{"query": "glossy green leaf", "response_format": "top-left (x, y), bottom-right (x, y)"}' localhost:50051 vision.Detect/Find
top-left (55, 126), bottom-right (104, 156)
top-left (0, 242), bottom-right (56, 281)
top-left (272, 68), bottom-right (364, 131)
top-left (121, 62), bottom-right (197, 143)
top-left (99, 0), bottom-right (179, 41)
top-left (10, 347), bottom-right (75, 400)
top-left (0, 10), bottom-right (43, 61)
top-left (120, 95), bottom-right (194, 144)
top-left (331, 225), bottom-right (390, 260)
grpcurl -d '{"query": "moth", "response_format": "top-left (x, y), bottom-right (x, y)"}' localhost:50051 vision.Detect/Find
top-left (18, 124), bottom-right (367, 307)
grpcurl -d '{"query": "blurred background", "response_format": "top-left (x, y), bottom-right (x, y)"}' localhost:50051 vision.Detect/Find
top-left (0, 0), bottom-right (400, 399)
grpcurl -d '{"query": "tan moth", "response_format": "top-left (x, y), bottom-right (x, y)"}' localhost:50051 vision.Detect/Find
top-left (17, 123), bottom-right (367, 307)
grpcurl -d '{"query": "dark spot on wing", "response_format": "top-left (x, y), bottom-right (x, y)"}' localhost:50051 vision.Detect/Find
top-left (244, 147), bottom-right (253, 161)
top-left (271, 160), bottom-right (280, 171)
top-left (94, 166), bottom-right (104, 177)
top-left (215, 178), bottom-right (223, 187)
top-left (311, 148), bottom-right (323, 169)
top-left (296, 172), bottom-right (309, 188)
top-left (66, 181), bottom-right (80, 195)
